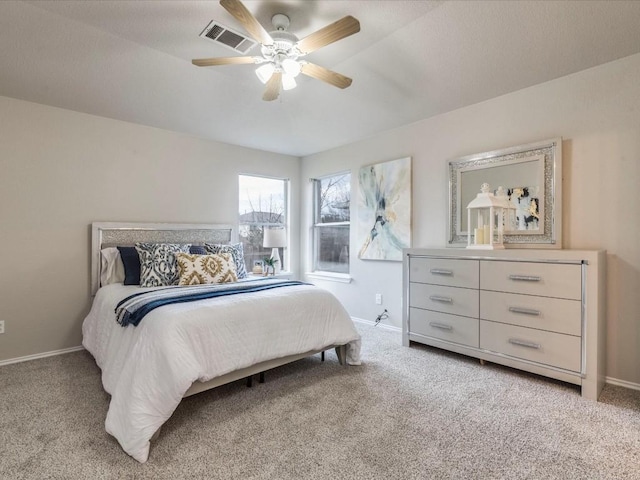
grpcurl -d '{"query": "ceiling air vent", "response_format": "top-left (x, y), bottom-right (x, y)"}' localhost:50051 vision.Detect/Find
top-left (199, 21), bottom-right (258, 54)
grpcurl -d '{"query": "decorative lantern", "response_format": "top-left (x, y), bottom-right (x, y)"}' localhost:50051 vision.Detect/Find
top-left (466, 183), bottom-right (510, 249)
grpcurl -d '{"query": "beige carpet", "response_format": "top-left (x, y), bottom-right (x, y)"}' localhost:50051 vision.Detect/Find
top-left (1, 323), bottom-right (639, 479)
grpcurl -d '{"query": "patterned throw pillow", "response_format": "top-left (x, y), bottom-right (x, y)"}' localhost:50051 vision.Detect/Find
top-left (203, 243), bottom-right (248, 279)
top-left (135, 243), bottom-right (190, 287)
top-left (176, 253), bottom-right (238, 285)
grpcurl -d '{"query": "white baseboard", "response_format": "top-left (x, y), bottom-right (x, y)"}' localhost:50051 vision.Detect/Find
top-left (0, 345), bottom-right (84, 367)
top-left (352, 316), bottom-right (402, 333)
top-left (605, 376), bottom-right (640, 391)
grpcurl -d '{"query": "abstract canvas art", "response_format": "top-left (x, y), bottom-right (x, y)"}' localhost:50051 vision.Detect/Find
top-left (357, 157), bottom-right (411, 261)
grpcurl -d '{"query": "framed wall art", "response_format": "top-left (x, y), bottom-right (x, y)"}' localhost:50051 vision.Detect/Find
top-left (357, 157), bottom-right (411, 261)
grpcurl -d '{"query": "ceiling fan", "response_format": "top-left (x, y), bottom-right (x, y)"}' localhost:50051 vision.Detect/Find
top-left (192, 0), bottom-right (360, 101)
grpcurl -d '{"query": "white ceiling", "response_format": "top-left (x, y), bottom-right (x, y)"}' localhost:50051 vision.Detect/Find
top-left (2, 0), bottom-right (640, 157)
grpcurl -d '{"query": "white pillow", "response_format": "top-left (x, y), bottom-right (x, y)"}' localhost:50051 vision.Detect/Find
top-left (100, 247), bottom-right (125, 286)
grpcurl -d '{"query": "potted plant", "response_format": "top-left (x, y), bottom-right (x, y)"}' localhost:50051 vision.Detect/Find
top-left (262, 256), bottom-right (279, 276)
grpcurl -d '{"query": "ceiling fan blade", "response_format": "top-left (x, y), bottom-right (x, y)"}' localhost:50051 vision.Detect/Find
top-left (296, 16), bottom-right (360, 54)
top-left (301, 62), bottom-right (353, 89)
top-left (192, 56), bottom-right (258, 67)
top-left (220, 0), bottom-right (274, 46)
top-left (262, 72), bottom-right (282, 101)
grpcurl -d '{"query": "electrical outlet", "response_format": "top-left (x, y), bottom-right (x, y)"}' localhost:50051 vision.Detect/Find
top-left (375, 293), bottom-right (382, 305)
top-left (0, 320), bottom-right (4, 334)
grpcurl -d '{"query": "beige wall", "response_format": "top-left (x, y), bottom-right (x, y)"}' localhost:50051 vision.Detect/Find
top-left (301, 53), bottom-right (640, 385)
top-left (0, 96), bottom-right (299, 362)
top-left (2, 53), bottom-right (639, 386)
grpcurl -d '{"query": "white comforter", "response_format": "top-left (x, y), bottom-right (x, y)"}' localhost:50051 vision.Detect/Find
top-left (82, 282), bottom-right (361, 463)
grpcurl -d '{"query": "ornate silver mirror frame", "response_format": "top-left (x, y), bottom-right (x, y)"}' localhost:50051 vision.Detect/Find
top-left (448, 138), bottom-right (562, 248)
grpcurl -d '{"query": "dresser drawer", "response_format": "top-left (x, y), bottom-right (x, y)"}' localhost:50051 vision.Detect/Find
top-left (409, 308), bottom-right (479, 347)
top-left (480, 320), bottom-right (581, 372)
top-left (410, 283), bottom-right (479, 318)
top-left (480, 261), bottom-right (582, 300)
top-left (410, 257), bottom-right (479, 289)
top-left (480, 291), bottom-right (581, 336)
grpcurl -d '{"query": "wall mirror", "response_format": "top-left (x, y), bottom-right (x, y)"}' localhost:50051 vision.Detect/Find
top-left (448, 138), bottom-right (562, 248)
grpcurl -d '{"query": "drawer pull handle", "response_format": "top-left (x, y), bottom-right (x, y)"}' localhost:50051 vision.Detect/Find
top-left (429, 322), bottom-right (453, 331)
top-left (508, 274), bottom-right (542, 282)
top-left (429, 295), bottom-right (453, 303)
top-left (430, 268), bottom-right (453, 276)
top-left (508, 338), bottom-right (541, 349)
top-left (508, 307), bottom-right (541, 316)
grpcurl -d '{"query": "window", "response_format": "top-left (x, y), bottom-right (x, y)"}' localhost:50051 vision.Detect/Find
top-left (238, 175), bottom-right (288, 272)
top-left (312, 172), bottom-right (350, 274)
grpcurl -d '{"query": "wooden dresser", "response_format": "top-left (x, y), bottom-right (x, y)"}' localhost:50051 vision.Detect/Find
top-left (403, 248), bottom-right (606, 400)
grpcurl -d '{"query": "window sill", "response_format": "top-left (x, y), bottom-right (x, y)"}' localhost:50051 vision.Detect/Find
top-left (305, 272), bottom-right (352, 284)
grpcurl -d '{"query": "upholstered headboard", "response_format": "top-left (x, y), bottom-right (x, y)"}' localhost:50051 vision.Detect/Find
top-left (91, 222), bottom-right (235, 295)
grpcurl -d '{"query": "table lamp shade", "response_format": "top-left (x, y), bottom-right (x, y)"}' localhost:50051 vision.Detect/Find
top-left (263, 227), bottom-right (286, 248)
top-left (263, 227), bottom-right (286, 273)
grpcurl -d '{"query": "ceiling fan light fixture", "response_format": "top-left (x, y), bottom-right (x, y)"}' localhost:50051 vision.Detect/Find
top-left (281, 58), bottom-right (301, 77)
top-left (193, 0), bottom-right (360, 100)
top-left (282, 73), bottom-right (297, 91)
top-left (255, 63), bottom-right (275, 84)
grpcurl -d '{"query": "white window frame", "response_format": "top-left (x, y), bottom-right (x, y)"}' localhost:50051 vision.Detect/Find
top-left (310, 171), bottom-right (351, 280)
top-left (238, 174), bottom-right (289, 272)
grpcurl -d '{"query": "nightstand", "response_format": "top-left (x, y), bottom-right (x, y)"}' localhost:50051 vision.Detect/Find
top-left (249, 272), bottom-right (292, 280)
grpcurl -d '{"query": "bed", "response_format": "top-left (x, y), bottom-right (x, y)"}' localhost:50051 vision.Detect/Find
top-left (82, 222), bottom-right (361, 463)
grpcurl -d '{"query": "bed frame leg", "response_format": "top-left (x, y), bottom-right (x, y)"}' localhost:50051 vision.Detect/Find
top-left (246, 376), bottom-right (253, 388)
top-left (259, 372), bottom-right (265, 383)
top-left (335, 345), bottom-right (347, 365)
top-left (321, 351), bottom-right (325, 362)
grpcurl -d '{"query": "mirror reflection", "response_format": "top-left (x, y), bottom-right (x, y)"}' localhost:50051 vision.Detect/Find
top-left (459, 156), bottom-right (544, 234)
top-left (448, 138), bottom-right (562, 248)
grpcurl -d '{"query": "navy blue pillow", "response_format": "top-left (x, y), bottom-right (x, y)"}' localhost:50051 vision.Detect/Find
top-left (189, 245), bottom-right (207, 255)
top-left (117, 246), bottom-right (141, 285)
